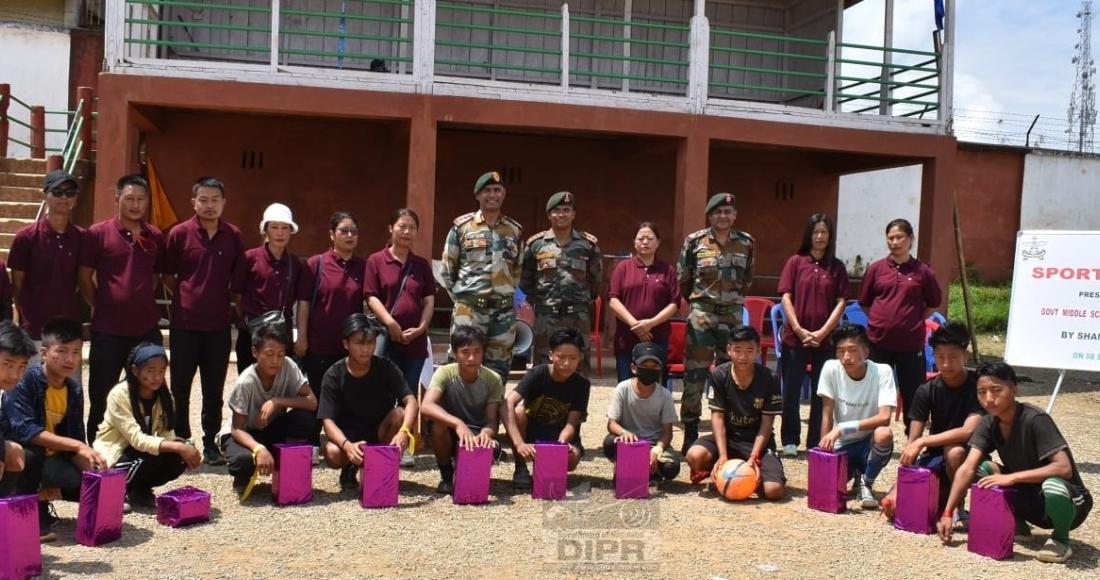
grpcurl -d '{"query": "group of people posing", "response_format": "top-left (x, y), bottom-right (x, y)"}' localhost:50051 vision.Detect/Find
top-left (0, 169), bottom-right (1090, 564)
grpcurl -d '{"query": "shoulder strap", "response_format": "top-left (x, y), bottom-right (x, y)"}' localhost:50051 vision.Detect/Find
top-left (385, 259), bottom-right (413, 312)
top-left (310, 255), bottom-right (322, 310)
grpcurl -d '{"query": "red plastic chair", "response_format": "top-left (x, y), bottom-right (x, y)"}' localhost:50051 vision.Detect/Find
top-left (742, 297), bottom-right (776, 364)
top-left (664, 320), bottom-right (687, 390)
top-left (590, 296), bottom-right (603, 378)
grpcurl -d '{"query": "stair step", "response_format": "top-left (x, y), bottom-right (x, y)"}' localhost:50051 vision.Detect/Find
top-left (0, 158), bottom-right (48, 174)
top-left (0, 173), bottom-right (44, 188)
top-left (0, 186), bottom-right (44, 203)
top-left (0, 233), bottom-right (15, 250)
top-left (0, 202), bottom-right (40, 220)
top-left (0, 219), bottom-right (34, 234)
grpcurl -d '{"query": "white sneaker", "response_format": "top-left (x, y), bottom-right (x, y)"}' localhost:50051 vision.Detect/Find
top-left (400, 450), bottom-right (416, 468)
top-left (859, 480), bottom-right (879, 510)
top-left (782, 444), bottom-right (798, 458)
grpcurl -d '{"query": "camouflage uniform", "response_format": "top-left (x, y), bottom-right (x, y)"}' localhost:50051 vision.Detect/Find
top-left (520, 228), bottom-right (602, 371)
top-left (677, 226), bottom-right (754, 424)
top-left (441, 209), bottom-right (523, 380)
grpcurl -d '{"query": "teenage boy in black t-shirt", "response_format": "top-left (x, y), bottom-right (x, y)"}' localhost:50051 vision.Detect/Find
top-left (882, 321), bottom-right (983, 518)
top-left (503, 327), bottom-right (590, 490)
top-left (318, 314), bottom-right (418, 490)
top-left (685, 326), bottom-right (786, 501)
top-left (938, 362), bottom-right (1092, 564)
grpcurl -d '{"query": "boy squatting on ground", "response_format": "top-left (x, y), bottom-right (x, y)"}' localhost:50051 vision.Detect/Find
top-left (318, 313), bottom-right (418, 490)
top-left (817, 323), bottom-right (896, 509)
top-left (938, 361), bottom-right (1093, 564)
top-left (503, 327), bottom-right (591, 490)
top-left (225, 321), bottom-right (319, 495)
top-left (0, 322), bottom-right (37, 498)
top-left (603, 341), bottom-right (681, 482)
top-left (685, 326), bottom-right (786, 500)
top-left (419, 325), bottom-right (505, 495)
top-left (881, 321), bottom-right (983, 519)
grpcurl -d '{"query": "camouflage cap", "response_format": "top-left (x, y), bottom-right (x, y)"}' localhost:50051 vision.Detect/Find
top-left (705, 192), bottom-right (736, 214)
top-left (545, 191), bottom-right (575, 213)
top-left (474, 171), bottom-right (503, 194)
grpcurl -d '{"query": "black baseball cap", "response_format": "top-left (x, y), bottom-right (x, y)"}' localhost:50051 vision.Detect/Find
top-left (632, 342), bottom-right (665, 365)
top-left (42, 170), bottom-right (79, 193)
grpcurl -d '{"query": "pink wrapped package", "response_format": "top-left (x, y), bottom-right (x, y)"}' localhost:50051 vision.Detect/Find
top-left (532, 442), bottom-right (569, 500)
top-left (360, 444), bottom-right (399, 509)
top-left (76, 468), bottom-right (127, 547)
top-left (273, 443), bottom-right (313, 506)
top-left (453, 446), bottom-right (492, 505)
top-left (155, 486), bottom-right (211, 528)
top-left (968, 484), bottom-right (1017, 560)
top-left (894, 466), bottom-right (940, 534)
top-left (614, 440), bottom-right (650, 500)
top-left (0, 495), bottom-right (41, 580)
top-left (807, 448), bottom-right (848, 513)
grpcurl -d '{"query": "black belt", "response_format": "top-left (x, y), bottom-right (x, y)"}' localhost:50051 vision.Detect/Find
top-left (536, 303), bottom-right (590, 316)
top-left (456, 295), bottom-right (512, 310)
top-left (691, 301), bottom-right (740, 316)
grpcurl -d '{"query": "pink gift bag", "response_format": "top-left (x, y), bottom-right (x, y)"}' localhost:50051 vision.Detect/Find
top-left (273, 443), bottom-right (314, 506)
top-left (0, 495), bottom-right (41, 580)
top-left (453, 446), bottom-right (492, 505)
top-left (155, 486), bottom-right (211, 527)
top-left (614, 440), bottom-right (650, 500)
top-left (532, 442), bottom-right (569, 500)
top-left (807, 448), bottom-right (848, 513)
top-left (968, 484), bottom-right (1017, 560)
top-left (76, 468), bottom-right (127, 546)
top-left (894, 466), bottom-right (940, 534)
top-left (360, 444), bottom-right (399, 509)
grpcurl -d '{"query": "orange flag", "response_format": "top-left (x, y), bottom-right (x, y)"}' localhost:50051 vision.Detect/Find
top-left (147, 158), bottom-right (178, 231)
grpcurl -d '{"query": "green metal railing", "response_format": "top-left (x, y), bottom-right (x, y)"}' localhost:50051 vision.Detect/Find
top-left (708, 27), bottom-right (828, 99)
top-left (569, 14), bottom-right (689, 91)
top-left (835, 42), bottom-right (940, 117)
top-left (435, 2), bottom-right (562, 79)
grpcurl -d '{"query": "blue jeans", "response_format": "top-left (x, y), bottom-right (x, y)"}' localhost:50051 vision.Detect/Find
top-left (385, 345), bottom-right (428, 391)
top-left (614, 338), bottom-right (669, 388)
top-left (837, 435), bottom-right (891, 484)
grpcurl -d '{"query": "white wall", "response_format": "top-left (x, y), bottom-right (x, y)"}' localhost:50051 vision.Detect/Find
top-left (1020, 152), bottom-right (1100, 230)
top-left (0, 24), bottom-right (71, 157)
top-left (836, 164), bottom-right (923, 277)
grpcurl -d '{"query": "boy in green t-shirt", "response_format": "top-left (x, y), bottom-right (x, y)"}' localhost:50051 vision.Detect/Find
top-left (421, 325), bottom-right (504, 494)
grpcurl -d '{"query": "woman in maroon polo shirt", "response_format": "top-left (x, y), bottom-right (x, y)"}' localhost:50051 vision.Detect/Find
top-left (365, 208), bottom-right (436, 391)
top-left (858, 218), bottom-right (942, 427)
top-left (295, 211), bottom-right (368, 392)
top-left (777, 214), bottom-right (849, 455)
top-left (607, 222), bottom-right (680, 383)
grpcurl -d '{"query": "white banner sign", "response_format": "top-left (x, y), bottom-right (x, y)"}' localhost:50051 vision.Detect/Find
top-left (1005, 230), bottom-right (1100, 372)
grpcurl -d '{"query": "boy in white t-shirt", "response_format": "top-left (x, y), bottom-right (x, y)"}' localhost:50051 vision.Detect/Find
top-left (603, 342), bottom-right (680, 481)
top-left (817, 323), bottom-right (896, 510)
top-left (225, 322), bottom-right (318, 493)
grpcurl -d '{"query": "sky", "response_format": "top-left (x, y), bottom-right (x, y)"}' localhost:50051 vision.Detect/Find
top-left (843, 0), bottom-right (1095, 150)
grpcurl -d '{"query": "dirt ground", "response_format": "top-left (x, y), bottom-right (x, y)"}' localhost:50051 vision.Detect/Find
top-left (33, 350), bottom-right (1100, 579)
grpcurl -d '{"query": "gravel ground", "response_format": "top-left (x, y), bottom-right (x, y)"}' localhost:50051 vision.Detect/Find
top-left (34, 355), bottom-right (1100, 579)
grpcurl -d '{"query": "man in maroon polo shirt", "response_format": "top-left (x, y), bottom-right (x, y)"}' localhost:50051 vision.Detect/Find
top-left (78, 174), bottom-right (167, 444)
top-left (162, 177), bottom-right (243, 465)
top-left (10, 170), bottom-right (86, 344)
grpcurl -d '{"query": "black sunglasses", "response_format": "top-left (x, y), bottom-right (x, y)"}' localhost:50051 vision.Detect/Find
top-left (49, 187), bottom-right (79, 198)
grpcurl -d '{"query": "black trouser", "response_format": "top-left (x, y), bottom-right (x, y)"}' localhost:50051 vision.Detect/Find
top-left (117, 447), bottom-right (187, 493)
top-left (780, 346), bottom-right (832, 449)
top-left (303, 352), bottom-right (342, 400)
top-left (87, 328), bottom-right (164, 444)
top-left (18, 447), bottom-right (82, 501)
top-left (171, 327), bottom-right (232, 448)
top-left (235, 327), bottom-right (255, 375)
top-left (225, 409), bottom-right (318, 484)
top-left (871, 346), bottom-right (926, 431)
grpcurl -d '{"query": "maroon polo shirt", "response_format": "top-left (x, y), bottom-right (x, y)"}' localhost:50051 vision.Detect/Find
top-left (364, 247), bottom-right (436, 358)
top-left (608, 257), bottom-right (681, 353)
top-left (80, 219), bottom-right (165, 337)
top-left (296, 251), bottom-right (367, 356)
top-left (776, 253), bottom-right (850, 350)
top-left (858, 256), bottom-right (942, 351)
top-left (8, 219), bottom-right (86, 339)
top-left (232, 244), bottom-right (302, 329)
top-left (163, 216), bottom-right (243, 331)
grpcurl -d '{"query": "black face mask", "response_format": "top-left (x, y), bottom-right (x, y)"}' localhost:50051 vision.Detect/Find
top-left (635, 367), bottom-right (661, 386)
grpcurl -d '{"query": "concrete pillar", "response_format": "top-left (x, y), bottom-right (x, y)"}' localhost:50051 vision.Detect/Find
top-left (918, 150), bottom-right (956, 305)
top-left (406, 102), bottom-right (437, 258)
top-left (673, 131), bottom-right (709, 247)
top-left (92, 76), bottom-right (141, 222)
top-left (30, 106), bottom-right (46, 159)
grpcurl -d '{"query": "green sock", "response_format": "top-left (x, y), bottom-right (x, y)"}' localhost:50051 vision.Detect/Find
top-left (1042, 478), bottom-right (1077, 543)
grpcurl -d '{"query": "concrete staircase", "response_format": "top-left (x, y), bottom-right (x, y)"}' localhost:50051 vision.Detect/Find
top-left (0, 158), bottom-right (49, 262)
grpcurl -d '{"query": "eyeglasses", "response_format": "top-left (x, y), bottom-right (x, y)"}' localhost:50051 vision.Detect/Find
top-left (336, 227), bottom-right (359, 236)
top-left (49, 187), bottom-right (79, 198)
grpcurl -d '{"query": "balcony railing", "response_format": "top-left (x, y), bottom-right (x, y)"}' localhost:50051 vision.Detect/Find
top-left (107, 0), bottom-right (949, 127)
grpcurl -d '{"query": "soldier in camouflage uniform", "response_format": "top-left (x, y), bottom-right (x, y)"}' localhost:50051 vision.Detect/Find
top-left (520, 191), bottom-right (602, 374)
top-left (677, 192), bottom-right (754, 454)
top-left (441, 171), bottom-right (523, 382)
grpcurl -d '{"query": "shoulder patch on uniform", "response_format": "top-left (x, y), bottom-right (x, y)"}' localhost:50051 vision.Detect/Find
top-left (503, 216), bottom-right (523, 235)
top-left (687, 228), bottom-right (709, 241)
top-left (580, 230), bottom-right (599, 245)
top-left (453, 212), bottom-right (476, 227)
top-left (736, 230), bottom-right (755, 243)
top-left (526, 229), bottom-right (551, 245)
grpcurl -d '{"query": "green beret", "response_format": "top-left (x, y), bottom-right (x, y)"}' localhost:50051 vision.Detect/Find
top-left (545, 191), bottom-right (575, 213)
top-left (473, 171), bottom-right (503, 194)
top-left (705, 192), bottom-right (736, 214)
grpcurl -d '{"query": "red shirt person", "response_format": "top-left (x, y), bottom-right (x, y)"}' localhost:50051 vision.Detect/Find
top-left (161, 177), bottom-right (243, 465)
top-left (10, 170), bottom-right (86, 340)
top-left (78, 174), bottom-right (167, 443)
top-left (776, 213), bottom-right (849, 454)
top-left (858, 218), bottom-right (942, 426)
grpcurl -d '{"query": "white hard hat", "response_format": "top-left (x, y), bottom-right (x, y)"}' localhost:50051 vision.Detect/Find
top-left (260, 203), bottom-right (298, 234)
